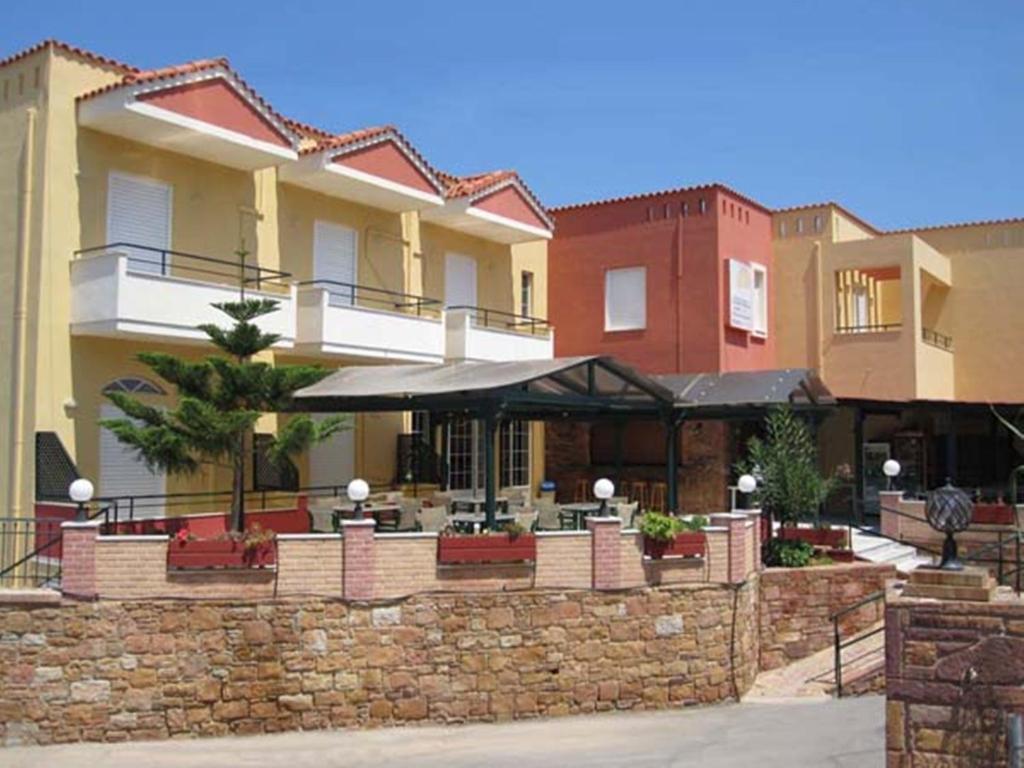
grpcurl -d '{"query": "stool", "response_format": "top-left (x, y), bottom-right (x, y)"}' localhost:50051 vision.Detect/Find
top-left (628, 481), bottom-right (649, 512)
top-left (574, 478), bottom-right (589, 503)
top-left (650, 482), bottom-right (667, 513)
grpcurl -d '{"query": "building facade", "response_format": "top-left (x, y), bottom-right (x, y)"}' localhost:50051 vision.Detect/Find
top-left (0, 41), bottom-right (555, 518)
top-left (545, 185), bottom-right (776, 511)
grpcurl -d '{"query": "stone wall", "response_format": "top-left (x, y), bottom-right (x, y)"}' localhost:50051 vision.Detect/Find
top-left (0, 580), bottom-right (759, 746)
top-left (759, 562), bottom-right (897, 670)
top-left (885, 587), bottom-right (1024, 767)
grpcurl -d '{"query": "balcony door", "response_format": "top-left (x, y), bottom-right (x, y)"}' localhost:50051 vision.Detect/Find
top-left (308, 414), bottom-right (354, 489)
top-left (445, 253), bottom-right (477, 308)
top-left (313, 221), bottom-right (357, 307)
top-left (107, 172), bottom-right (172, 275)
top-left (99, 402), bottom-right (166, 517)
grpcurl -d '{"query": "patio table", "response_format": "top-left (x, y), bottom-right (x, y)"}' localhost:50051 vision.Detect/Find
top-left (449, 511), bottom-right (515, 533)
top-left (333, 502), bottom-right (401, 531)
top-left (450, 496), bottom-right (509, 515)
top-left (559, 502), bottom-right (612, 530)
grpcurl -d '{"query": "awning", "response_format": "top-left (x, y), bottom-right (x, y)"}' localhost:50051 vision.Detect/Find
top-left (655, 368), bottom-right (835, 419)
top-left (292, 356), bottom-right (675, 419)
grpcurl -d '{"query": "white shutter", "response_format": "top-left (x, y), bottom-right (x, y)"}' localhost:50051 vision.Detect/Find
top-left (308, 414), bottom-right (354, 488)
top-left (99, 403), bottom-right (166, 518)
top-left (604, 267), bottom-right (646, 331)
top-left (107, 172), bottom-right (172, 275)
top-left (313, 221), bottom-right (358, 307)
top-left (445, 253), bottom-right (478, 308)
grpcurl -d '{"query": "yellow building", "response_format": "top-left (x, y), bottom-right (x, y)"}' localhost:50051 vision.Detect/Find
top-left (773, 202), bottom-right (1024, 511)
top-left (0, 40), bottom-right (554, 518)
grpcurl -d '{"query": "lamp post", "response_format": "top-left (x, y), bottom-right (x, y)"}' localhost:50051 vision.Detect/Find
top-left (346, 478), bottom-right (370, 520)
top-left (883, 459), bottom-right (901, 491)
top-left (593, 477), bottom-right (614, 517)
top-left (925, 479), bottom-right (974, 571)
top-left (737, 474), bottom-right (757, 510)
top-left (68, 478), bottom-right (94, 522)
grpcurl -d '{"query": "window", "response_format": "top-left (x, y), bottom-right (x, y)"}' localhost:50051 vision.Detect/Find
top-left (604, 267), bottom-right (647, 331)
top-left (663, 203), bottom-right (672, 218)
top-left (698, 197), bottom-right (707, 215)
top-left (447, 418), bottom-right (485, 492)
top-left (681, 201), bottom-right (689, 217)
top-left (779, 220), bottom-right (787, 237)
top-left (102, 377), bottom-right (165, 395)
top-left (500, 420), bottom-right (531, 488)
top-left (795, 217), bottom-right (804, 234)
top-left (751, 263), bottom-right (768, 337)
top-left (520, 271), bottom-right (534, 317)
top-left (813, 214), bottom-right (823, 232)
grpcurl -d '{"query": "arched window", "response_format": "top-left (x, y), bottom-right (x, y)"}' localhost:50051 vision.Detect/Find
top-left (102, 377), bottom-right (165, 395)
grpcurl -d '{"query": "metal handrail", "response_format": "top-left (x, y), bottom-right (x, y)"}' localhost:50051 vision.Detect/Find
top-left (835, 322), bottom-right (902, 334)
top-left (298, 280), bottom-right (442, 317)
top-left (75, 243), bottom-right (293, 292)
top-left (922, 327), bottom-right (954, 351)
top-left (446, 304), bottom-right (552, 336)
top-left (831, 589), bottom-right (887, 698)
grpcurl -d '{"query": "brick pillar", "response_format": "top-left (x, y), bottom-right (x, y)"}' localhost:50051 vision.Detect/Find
top-left (879, 491), bottom-right (903, 541)
top-left (341, 519), bottom-right (376, 600)
top-left (711, 513), bottom-right (748, 584)
top-left (748, 508), bottom-right (763, 572)
top-left (60, 520), bottom-right (101, 599)
top-left (586, 516), bottom-right (622, 590)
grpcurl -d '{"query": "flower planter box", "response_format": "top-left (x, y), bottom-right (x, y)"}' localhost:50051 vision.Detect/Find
top-left (167, 539), bottom-right (276, 570)
top-left (644, 532), bottom-right (706, 560)
top-left (973, 504), bottom-right (1014, 526)
top-left (437, 533), bottom-right (536, 564)
top-left (779, 527), bottom-right (847, 549)
top-left (826, 548), bottom-right (857, 563)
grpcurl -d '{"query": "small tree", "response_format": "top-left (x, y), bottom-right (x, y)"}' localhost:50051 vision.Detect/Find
top-left (101, 299), bottom-right (344, 531)
top-left (737, 407), bottom-right (837, 527)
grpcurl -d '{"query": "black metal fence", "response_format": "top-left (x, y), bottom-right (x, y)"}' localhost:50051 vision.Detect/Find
top-left (446, 304), bottom-right (552, 336)
top-left (299, 280), bottom-right (443, 318)
top-left (0, 516), bottom-right (67, 588)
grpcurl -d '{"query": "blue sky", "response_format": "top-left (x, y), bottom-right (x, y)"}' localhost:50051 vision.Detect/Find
top-left (4, 1), bottom-right (1022, 229)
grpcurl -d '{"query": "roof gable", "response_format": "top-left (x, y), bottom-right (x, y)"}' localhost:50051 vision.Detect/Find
top-left (472, 184), bottom-right (552, 232)
top-left (327, 131), bottom-right (443, 196)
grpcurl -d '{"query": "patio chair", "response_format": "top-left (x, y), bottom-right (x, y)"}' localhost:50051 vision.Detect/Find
top-left (515, 509), bottom-right (538, 532)
top-left (534, 502), bottom-right (562, 531)
top-left (397, 498), bottom-right (421, 532)
top-left (617, 501), bottom-right (640, 528)
top-left (417, 506), bottom-right (448, 533)
top-left (430, 492), bottom-right (453, 512)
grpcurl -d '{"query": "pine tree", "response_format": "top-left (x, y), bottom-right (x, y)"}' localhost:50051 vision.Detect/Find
top-left (100, 298), bottom-right (344, 532)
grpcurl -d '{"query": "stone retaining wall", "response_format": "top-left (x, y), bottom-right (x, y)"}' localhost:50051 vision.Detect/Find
top-left (759, 562), bottom-right (897, 670)
top-left (0, 580), bottom-right (759, 746)
top-left (885, 587), bottom-right (1024, 767)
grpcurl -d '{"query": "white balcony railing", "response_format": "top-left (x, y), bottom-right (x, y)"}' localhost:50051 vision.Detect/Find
top-left (70, 246), bottom-right (296, 346)
top-left (444, 307), bottom-right (554, 362)
top-left (296, 282), bottom-right (446, 363)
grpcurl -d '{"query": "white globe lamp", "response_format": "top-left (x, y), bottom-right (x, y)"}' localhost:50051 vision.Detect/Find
top-left (883, 459), bottom-right (901, 491)
top-left (347, 478), bottom-right (370, 519)
top-left (69, 478), bottom-right (94, 521)
top-left (593, 477), bottom-right (615, 516)
top-left (737, 474), bottom-right (757, 494)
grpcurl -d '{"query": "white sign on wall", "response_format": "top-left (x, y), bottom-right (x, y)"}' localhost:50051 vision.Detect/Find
top-left (728, 259), bottom-right (754, 332)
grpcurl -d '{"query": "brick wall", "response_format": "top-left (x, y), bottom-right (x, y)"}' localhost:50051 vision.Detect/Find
top-left (758, 562), bottom-right (897, 670)
top-left (0, 580), bottom-right (760, 746)
top-left (886, 587), bottom-right (1024, 767)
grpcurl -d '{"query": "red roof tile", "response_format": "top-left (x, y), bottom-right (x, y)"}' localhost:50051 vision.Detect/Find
top-left (885, 215), bottom-right (1024, 235)
top-left (551, 182), bottom-right (773, 216)
top-left (773, 201), bottom-right (882, 235)
top-left (440, 169), bottom-right (553, 230)
top-left (0, 38), bottom-right (138, 74)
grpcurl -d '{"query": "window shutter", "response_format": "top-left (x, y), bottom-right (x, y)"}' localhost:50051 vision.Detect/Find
top-left (313, 221), bottom-right (358, 306)
top-left (604, 267), bottom-right (647, 331)
top-left (107, 173), bottom-right (172, 274)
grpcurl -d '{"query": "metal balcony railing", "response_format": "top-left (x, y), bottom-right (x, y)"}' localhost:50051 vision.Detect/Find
top-left (835, 322), bottom-right (902, 334)
top-left (75, 243), bottom-right (293, 295)
top-left (299, 280), bottom-right (443, 319)
top-left (922, 327), bottom-right (954, 351)
top-left (447, 305), bottom-right (552, 337)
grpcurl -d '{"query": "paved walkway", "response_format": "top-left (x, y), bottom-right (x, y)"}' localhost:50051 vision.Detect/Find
top-left (745, 621), bottom-right (886, 700)
top-left (4, 696), bottom-right (884, 767)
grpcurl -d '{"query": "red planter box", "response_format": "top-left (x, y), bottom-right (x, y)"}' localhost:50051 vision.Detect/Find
top-left (437, 534), bottom-right (536, 564)
top-left (826, 548), bottom-right (857, 563)
top-left (644, 532), bottom-right (707, 559)
top-left (779, 527), bottom-right (847, 549)
top-left (167, 539), bottom-right (276, 570)
top-left (974, 504), bottom-right (1014, 526)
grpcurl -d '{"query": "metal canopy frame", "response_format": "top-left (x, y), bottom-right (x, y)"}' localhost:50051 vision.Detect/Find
top-left (292, 358), bottom-right (835, 527)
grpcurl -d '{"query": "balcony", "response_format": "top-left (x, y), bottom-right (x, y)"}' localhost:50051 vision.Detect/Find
top-left (444, 307), bottom-right (554, 362)
top-left (70, 244), bottom-right (296, 346)
top-left (295, 282), bottom-right (445, 363)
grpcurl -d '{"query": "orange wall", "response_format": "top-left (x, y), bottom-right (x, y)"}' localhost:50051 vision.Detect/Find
top-left (549, 187), bottom-right (775, 375)
top-left (334, 141), bottom-right (437, 195)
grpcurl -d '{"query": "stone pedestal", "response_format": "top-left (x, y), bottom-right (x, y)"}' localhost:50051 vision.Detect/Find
top-left (902, 565), bottom-right (996, 602)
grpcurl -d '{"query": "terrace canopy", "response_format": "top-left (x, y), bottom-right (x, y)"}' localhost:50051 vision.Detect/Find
top-left (292, 356), bottom-right (834, 525)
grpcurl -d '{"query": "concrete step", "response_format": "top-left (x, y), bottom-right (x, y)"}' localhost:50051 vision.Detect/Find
top-left (850, 529), bottom-right (929, 573)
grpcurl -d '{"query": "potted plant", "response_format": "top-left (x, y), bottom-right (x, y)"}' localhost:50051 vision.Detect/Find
top-left (737, 407), bottom-right (841, 550)
top-left (167, 524), bottom-right (277, 569)
top-left (437, 522), bottom-right (537, 564)
top-left (640, 512), bottom-right (708, 559)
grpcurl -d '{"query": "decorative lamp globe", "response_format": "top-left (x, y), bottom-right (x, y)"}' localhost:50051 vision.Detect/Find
top-left (925, 480), bottom-right (974, 570)
top-left (883, 459), bottom-right (901, 478)
top-left (737, 474), bottom-right (757, 494)
top-left (593, 477), bottom-right (615, 516)
top-left (347, 478), bottom-right (370, 520)
top-left (69, 478), bottom-right (94, 504)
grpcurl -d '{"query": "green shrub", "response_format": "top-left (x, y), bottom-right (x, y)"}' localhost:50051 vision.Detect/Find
top-left (762, 538), bottom-right (815, 568)
top-left (638, 512), bottom-right (679, 542)
top-left (679, 515), bottom-right (709, 532)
